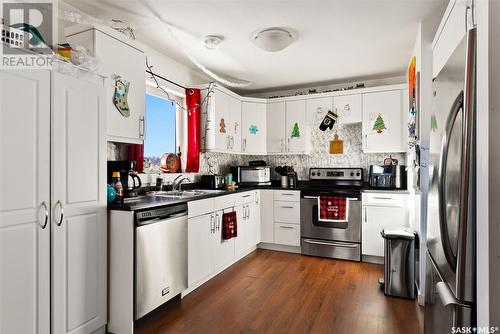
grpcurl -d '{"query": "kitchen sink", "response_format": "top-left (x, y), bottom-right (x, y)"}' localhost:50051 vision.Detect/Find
top-left (146, 189), bottom-right (225, 199)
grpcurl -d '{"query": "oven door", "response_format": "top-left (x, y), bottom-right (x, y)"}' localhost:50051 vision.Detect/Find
top-left (300, 195), bottom-right (361, 243)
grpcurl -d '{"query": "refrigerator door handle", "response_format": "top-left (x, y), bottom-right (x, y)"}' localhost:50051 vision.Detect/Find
top-left (436, 282), bottom-right (472, 309)
top-left (438, 91), bottom-right (463, 272)
top-left (456, 27), bottom-right (476, 301)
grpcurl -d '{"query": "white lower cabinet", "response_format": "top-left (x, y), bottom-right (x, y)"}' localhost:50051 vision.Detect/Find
top-left (361, 193), bottom-right (409, 257)
top-left (214, 210), bottom-right (235, 270)
top-left (234, 205), bottom-right (247, 256)
top-left (259, 190), bottom-right (301, 247)
top-left (0, 70), bottom-right (107, 334)
top-left (188, 213), bottom-right (216, 286)
top-left (274, 223), bottom-right (300, 247)
top-left (187, 191), bottom-right (260, 290)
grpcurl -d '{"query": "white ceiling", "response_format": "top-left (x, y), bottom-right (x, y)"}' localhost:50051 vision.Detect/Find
top-left (63, 0), bottom-right (447, 93)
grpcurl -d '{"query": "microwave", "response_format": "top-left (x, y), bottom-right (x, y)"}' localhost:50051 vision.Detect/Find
top-left (230, 166), bottom-right (272, 186)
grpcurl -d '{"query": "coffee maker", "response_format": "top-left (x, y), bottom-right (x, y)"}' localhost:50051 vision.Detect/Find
top-left (107, 160), bottom-right (142, 197)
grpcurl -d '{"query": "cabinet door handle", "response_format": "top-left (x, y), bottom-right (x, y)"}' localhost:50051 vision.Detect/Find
top-left (279, 225), bottom-right (294, 229)
top-left (243, 138), bottom-right (247, 152)
top-left (281, 206), bottom-right (294, 209)
top-left (287, 138), bottom-right (290, 152)
top-left (280, 139), bottom-right (284, 152)
top-left (364, 207), bottom-right (367, 223)
top-left (38, 201), bottom-right (48, 229)
top-left (231, 136), bottom-right (234, 149)
top-left (210, 214), bottom-right (215, 233)
top-left (373, 197), bottom-right (393, 200)
top-left (364, 134), bottom-right (367, 149)
top-left (247, 205), bottom-right (250, 220)
top-left (242, 194), bottom-right (251, 198)
top-left (139, 116), bottom-right (145, 138)
top-left (282, 193), bottom-right (295, 196)
top-left (54, 200), bottom-right (64, 226)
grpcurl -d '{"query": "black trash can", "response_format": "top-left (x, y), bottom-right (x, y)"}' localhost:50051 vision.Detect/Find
top-left (379, 229), bottom-right (415, 299)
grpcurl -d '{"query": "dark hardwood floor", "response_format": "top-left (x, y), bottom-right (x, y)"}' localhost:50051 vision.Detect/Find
top-left (135, 249), bottom-right (423, 334)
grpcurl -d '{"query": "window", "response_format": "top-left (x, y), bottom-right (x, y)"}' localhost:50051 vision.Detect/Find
top-left (144, 93), bottom-right (177, 171)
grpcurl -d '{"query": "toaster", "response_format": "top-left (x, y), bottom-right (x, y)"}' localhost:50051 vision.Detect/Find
top-left (200, 175), bottom-right (226, 190)
top-left (369, 165), bottom-right (407, 189)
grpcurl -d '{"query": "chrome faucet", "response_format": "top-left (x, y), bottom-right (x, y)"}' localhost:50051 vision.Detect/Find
top-left (172, 175), bottom-right (190, 191)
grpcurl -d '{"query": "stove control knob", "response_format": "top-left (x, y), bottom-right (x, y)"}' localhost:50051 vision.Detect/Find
top-left (317, 172), bottom-right (321, 176)
top-left (356, 172), bottom-right (360, 176)
top-left (312, 172), bottom-right (316, 176)
top-left (351, 172), bottom-right (354, 176)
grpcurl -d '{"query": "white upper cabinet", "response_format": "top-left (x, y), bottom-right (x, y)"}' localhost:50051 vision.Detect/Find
top-left (227, 95), bottom-right (242, 152)
top-left (203, 88), bottom-right (241, 153)
top-left (362, 90), bottom-right (406, 153)
top-left (266, 101), bottom-right (286, 153)
top-left (51, 72), bottom-right (107, 334)
top-left (335, 94), bottom-right (362, 124)
top-left (285, 100), bottom-right (307, 153)
top-left (0, 70), bottom-right (51, 334)
top-left (306, 97), bottom-right (332, 127)
top-left (241, 101), bottom-right (267, 154)
top-left (66, 26), bottom-right (146, 144)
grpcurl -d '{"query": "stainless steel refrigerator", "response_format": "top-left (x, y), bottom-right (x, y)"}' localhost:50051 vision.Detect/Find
top-left (425, 27), bottom-right (476, 333)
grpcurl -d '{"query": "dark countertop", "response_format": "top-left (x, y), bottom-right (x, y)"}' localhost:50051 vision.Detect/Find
top-left (107, 186), bottom-right (283, 211)
top-left (107, 181), bottom-right (408, 211)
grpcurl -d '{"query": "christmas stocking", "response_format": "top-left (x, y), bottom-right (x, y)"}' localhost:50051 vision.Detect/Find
top-left (319, 110), bottom-right (338, 131)
top-left (113, 78), bottom-right (130, 117)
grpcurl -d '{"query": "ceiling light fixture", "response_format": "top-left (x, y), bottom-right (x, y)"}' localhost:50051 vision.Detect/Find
top-left (251, 27), bottom-right (295, 52)
top-left (203, 35), bottom-right (223, 50)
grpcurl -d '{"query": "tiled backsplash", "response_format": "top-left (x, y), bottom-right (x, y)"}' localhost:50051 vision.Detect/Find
top-left (108, 123), bottom-right (405, 183)
top-left (199, 123), bottom-right (405, 180)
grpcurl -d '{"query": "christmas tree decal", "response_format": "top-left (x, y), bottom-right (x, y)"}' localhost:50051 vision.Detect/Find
top-left (291, 122), bottom-right (300, 138)
top-left (373, 114), bottom-right (386, 134)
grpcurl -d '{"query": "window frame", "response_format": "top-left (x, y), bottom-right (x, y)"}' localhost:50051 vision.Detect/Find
top-left (143, 91), bottom-right (181, 173)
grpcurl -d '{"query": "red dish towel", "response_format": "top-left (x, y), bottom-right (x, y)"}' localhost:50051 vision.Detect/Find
top-left (318, 196), bottom-right (349, 222)
top-left (222, 211), bottom-right (238, 240)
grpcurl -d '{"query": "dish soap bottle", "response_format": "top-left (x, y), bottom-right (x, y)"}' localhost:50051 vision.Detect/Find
top-left (111, 171), bottom-right (123, 202)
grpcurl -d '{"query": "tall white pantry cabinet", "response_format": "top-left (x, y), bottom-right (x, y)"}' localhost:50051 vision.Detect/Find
top-left (0, 70), bottom-right (107, 334)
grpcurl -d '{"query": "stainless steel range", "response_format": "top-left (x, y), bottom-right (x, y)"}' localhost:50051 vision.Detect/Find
top-left (300, 168), bottom-right (363, 261)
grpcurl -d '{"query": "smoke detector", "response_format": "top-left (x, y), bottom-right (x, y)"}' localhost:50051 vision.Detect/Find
top-left (203, 35), bottom-right (223, 50)
top-left (251, 27), bottom-right (295, 52)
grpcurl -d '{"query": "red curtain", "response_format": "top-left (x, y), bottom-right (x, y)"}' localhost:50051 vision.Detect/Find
top-left (129, 144), bottom-right (144, 173)
top-left (185, 88), bottom-right (201, 173)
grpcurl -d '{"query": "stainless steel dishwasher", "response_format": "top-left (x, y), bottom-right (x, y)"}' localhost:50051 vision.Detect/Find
top-left (135, 203), bottom-right (188, 319)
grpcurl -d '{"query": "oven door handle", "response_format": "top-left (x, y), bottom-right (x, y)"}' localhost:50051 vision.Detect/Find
top-left (303, 239), bottom-right (358, 248)
top-left (302, 196), bottom-right (359, 201)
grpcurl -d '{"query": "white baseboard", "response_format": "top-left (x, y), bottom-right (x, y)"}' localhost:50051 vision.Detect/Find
top-left (258, 243), bottom-right (301, 254)
top-left (182, 246), bottom-right (257, 298)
